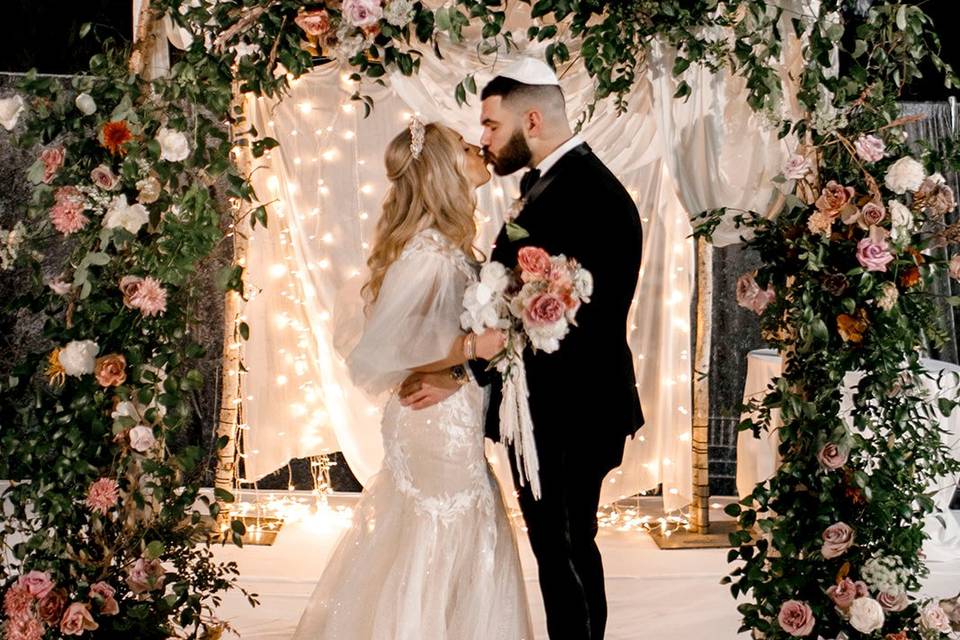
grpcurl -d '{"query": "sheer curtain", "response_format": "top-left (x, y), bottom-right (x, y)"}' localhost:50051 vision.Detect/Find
top-left (227, 9), bottom-right (792, 513)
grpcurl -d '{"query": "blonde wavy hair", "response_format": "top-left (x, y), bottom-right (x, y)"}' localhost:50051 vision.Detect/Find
top-left (362, 122), bottom-right (479, 305)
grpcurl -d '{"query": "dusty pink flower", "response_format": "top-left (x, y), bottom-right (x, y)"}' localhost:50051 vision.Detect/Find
top-left (855, 134), bottom-right (886, 163)
top-left (917, 173), bottom-right (957, 217)
top-left (85, 477), bottom-right (119, 515)
top-left (778, 599), bottom-right (816, 636)
top-left (94, 354), bottom-right (126, 387)
top-left (129, 276), bottom-right (167, 317)
top-left (822, 522), bottom-right (855, 558)
top-left (342, 0), bottom-right (382, 27)
top-left (816, 180), bottom-right (856, 218)
top-left (857, 228), bottom-right (894, 272)
top-left (817, 443), bottom-right (848, 470)
top-left (90, 165), bottom-right (120, 191)
top-left (877, 591), bottom-right (909, 612)
top-left (17, 571), bottom-right (54, 600)
top-left (48, 277), bottom-right (73, 296)
top-left (11, 616), bottom-right (45, 640)
top-left (60, 602), bottom-right (98, 635)
top-left (807, 210), bottom-right (833, 237)
top-left (524, 293), bottom-right (566, 325)
top-left (50, 186), bottom-right (89, 235)
top-left (860, 202), bottom-right (886, 227)
top-left (517, 246), bottom-right (552, 281)
top-left (3, 583), bottom-right (33, 621)
top-left (736, 273), bottom-right (775, 315)
top-left (89, 582), bottom-right (119, 616)
top-left (920, 602), bottom-right (953, 633)
top-left (125, 557), bottom-right (166, 594)
top-left (295, 8), bottom-right (331, 36)
top-left (38, 588), bottom-right (68, 624)
top-left (827, 578), bottom-right (869, 609)
top-left (40, 145), bottom-right (65, 184)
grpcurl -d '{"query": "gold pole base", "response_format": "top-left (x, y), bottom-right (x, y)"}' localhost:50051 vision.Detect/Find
top-left (649, 520), bottom-right (741, 550)
top-left (206, 515), bottom-right (285, 546)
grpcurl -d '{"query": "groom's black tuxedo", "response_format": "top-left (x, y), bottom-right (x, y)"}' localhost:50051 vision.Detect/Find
top-left (468, 142), bottom-right (643, 640)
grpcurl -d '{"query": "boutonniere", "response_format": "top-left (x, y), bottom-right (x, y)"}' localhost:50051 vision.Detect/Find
top-left (505, 196), bottom-right (530, 241)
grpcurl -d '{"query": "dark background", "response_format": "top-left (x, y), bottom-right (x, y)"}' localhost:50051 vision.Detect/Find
top-left (1, 2), bottom-right (958, 502)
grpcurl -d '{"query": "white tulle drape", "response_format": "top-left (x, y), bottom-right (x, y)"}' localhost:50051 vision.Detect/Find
top-left (223, 9), bottom-right (792, 513)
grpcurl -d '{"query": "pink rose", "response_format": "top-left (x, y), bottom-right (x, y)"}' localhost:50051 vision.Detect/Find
top-left (40, 145), bottom-right (65, 184)
top-left (877, 591), bottom-right (909, 612)
top-left (60, 602), bottom-right (98, 635)
top-left (89, 582), bottom-right (119, 616)
top-left (817, 443), bottom-right (848, 470)
top-left (827, 578), bottom-right (869, 609)
top-left (860, 201), bottom-right (886, 227)
top-left (517, 246), bottom-right (552, 281)
top-left (778, 599), bottom-right (816, 636)
top-left (90, 165), bottom-right (120, 191)
top-left (295, 9), bottom-right (331, 37)
top-left (125, 557), bottom-right (166, 594)
top-left (856, 228), bottom-right (894, 272)
top-left (17, 571), bottom-right (54, 599)
top-left (816, 180), bottom-right (856, 218)
top-left (38, 588), bottom-right (68, 624)
top-left (94, 354), bottom-right (126, 387)
top-left (85, 477), bottom-right (120, 515)
top-left (821, 521), bottom-right (855, 559)
top-left (736, 273), bottom-right (774, 315)
top-left (342, 0), bottom-right (383, 28)
top-left (119, 275), bottom-right (144, 308)
top-left (524, 293), bottom-right (566, 326)
top-left (855, 134), bottom-right (886, 163)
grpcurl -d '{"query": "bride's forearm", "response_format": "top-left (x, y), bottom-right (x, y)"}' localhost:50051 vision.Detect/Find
top-left (409, 334), bottom-right (469, 373)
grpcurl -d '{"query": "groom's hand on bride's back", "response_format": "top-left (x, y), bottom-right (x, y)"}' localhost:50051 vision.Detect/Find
top-left (398, 370), bottom-right (460, 410)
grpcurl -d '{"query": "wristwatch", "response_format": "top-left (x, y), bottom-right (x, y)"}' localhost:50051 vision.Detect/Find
top-left (449, 364), bottom-right (469, 386)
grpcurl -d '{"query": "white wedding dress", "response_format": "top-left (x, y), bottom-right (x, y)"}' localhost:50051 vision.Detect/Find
top-left (292, 228), bottom-right (533, 640)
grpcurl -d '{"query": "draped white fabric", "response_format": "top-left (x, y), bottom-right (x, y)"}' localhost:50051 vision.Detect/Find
top-left (215, 7), bottom-right (792, 512)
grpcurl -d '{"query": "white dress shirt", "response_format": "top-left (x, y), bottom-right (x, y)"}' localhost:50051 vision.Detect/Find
top-left (534, 134), bottom-right (586, 176)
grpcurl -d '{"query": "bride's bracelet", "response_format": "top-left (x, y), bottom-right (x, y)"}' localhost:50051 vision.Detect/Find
top-left (463, 333), bottom-right (477, 361)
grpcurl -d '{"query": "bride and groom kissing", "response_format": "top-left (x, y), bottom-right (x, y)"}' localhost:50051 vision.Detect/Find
top-left (292, 57), bottom-right (644, 640)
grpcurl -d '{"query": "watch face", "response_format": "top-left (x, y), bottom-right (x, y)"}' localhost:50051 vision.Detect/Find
top-left (451, 365), bottom-right (466, 380)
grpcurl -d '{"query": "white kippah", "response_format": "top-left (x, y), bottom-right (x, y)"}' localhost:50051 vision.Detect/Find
top-left (496, 57), bottom-right (560, 86)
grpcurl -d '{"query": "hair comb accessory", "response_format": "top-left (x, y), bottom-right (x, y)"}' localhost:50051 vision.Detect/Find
top-left (408, 115), bottom-right (425, 159)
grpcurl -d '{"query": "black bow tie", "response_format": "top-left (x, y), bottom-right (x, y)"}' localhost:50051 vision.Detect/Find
top-left (519, 169), bottom-right (541, 197)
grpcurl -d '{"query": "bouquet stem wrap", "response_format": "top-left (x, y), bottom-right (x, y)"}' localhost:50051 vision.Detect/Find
top-left (496, 339), bottom-right (541, 499)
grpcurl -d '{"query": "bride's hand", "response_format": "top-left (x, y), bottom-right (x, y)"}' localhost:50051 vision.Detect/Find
top-left (473, 329), bottom-right (506, 361)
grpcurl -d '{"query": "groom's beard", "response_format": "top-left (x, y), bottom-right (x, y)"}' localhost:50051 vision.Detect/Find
top-left (485, 129), bottom-right (532, 176)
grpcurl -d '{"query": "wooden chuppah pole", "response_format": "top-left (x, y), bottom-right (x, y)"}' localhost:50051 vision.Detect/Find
top-left (690, 236), bottom-right (713, 535)
top-left (214, 87), bottom-right (252, 533)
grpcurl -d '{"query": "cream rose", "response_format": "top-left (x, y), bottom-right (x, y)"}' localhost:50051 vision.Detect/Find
top-left (58, 340), bottom-right (100, 377)
top-left (156, 127), bottom-right (190, 163)
top-left (884, 157), bottom-right (926, 194)
top-left (849, 597), bottom-right (885, 634)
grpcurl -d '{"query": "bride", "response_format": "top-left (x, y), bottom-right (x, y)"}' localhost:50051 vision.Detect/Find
top-left (292, 120), bottom-right (533, 640)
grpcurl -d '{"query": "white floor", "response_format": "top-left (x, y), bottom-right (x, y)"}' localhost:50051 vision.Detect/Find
top-left (212, 495), bottom-right (960, 639)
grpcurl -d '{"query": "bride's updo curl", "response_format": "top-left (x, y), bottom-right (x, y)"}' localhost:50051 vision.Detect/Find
top-left (363, 122), bottom-right (478, 305)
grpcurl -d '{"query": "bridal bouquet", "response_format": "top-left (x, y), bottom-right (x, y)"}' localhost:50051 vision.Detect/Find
top-left (460, 246), bottom-right (593, 499)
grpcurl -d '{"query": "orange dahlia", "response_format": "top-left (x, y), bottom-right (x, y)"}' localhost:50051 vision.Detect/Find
top-left (899, 266), bottom-right (921, 288)
top-left (101, 120), bottom-right (133, 156)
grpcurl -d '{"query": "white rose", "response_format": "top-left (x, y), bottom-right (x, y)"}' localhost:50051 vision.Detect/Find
top-left (526, 317), bottom-right (569, 354)
top-left (111, 400), bottom-right (140, 422)
top-left (103, 195), bottom-right (149, 235)
top-left (783, 154), bottom-right (812, 180)
top-left (888, 199), bottom-right (914, 245)
top-left (573, 267), bottom-right (593, 301)
top-left (848, 597), bottom-right (885, 634)
top-left (384, 0), bottom-right (416, 27)
top-left (0, 94), bottom-right (25, 131)
top-left (58, 340), bottom-right (100, 377)
top-left (129, 425), bottom-right (157, 453)
top-left (919, 602), bottom-right (953, 633)
top-left (884, 157), bottom-right (926, 194)
top-left (156, 127), bottom-right (190, 163)
top-left (75, 93), bottom-right (97, 116)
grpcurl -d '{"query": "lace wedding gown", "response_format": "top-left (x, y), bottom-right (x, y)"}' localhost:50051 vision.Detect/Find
top-left (292, 229), bottom-right (533, 640)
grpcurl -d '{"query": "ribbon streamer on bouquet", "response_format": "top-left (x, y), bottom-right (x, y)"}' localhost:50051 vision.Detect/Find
top-left (496, 340), bottom-right (541, 500)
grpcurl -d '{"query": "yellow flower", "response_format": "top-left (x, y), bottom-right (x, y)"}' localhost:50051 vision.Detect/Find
top-left (46, 348), bottom-right (66, 386)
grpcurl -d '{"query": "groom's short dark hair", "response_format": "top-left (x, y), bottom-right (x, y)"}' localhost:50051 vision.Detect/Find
top-left (481, 76), bottom-right (566, 116)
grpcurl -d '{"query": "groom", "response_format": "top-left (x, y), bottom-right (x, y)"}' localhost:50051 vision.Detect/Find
top-left (399, 58), bottom-right (644, 640)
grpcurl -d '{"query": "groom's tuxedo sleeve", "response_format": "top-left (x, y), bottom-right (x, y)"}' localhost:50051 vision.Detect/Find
top-left (467, 358), bottom-right (496, 386)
